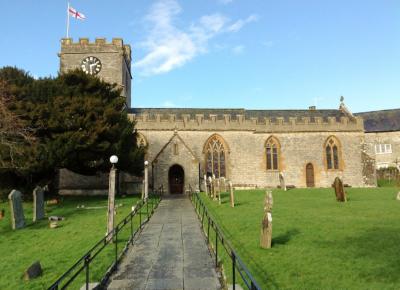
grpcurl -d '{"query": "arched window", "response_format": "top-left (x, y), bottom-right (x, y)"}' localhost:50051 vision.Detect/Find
top-left (325, 136), bottom-right (341, 170)
top-left (204, 134), bottom-right (228, 178)
top-left (136, 132), bottom-right (148, 148)
top-left (265, 137), bottom-right (280, 170)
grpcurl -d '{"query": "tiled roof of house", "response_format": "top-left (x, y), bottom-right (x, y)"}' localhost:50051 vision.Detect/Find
top-left (355, 109), bottom-right (400, 132)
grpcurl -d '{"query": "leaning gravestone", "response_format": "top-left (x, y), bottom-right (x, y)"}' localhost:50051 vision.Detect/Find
top-left (279, 172), bottom-right (287, 191)
top-left (33, 186), bottom-right (45, 222)
top-left (8, 190), bottom-right (25, 230)
top-left (24, 261), bottom-right (42, 280)
top-left (333, 177), bottom-right (347, 202)
top-left (260, 190), bottom-right (273, 249)
top-left (396, 191), bottom-right (400, 201)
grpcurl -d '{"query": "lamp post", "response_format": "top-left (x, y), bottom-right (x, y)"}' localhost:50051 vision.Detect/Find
top-left (144, 160), bottom-right (149, 200)
top-left (107, 155), bottom-right (118, 241)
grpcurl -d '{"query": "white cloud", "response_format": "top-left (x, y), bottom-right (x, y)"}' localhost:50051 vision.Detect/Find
top-left (134, 0), bottom-right (257, 76)
top-left (227, 14), bottom-right (258, 32)
top-left (232, 45), bottom-right (245, 55)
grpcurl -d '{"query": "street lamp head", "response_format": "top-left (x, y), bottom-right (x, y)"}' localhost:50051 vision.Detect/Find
top-left (144, 160), bottom-right (149, 167)
top-left (110, 155), bottom-right (118, 164)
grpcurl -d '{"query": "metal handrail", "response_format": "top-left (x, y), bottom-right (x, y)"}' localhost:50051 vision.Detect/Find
top-left (47, 189), bottom-right (162, 290)
top-left (189, 190), bottom-right (261, 290)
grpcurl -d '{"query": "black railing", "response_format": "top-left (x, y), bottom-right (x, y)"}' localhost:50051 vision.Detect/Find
top-left (48, 189), bottom-right (162, 290)
top-left (190, 190), bottom-right (261, 290)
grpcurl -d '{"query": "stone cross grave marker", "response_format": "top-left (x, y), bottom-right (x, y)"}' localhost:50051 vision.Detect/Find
top-left (260, 190), bottom-right (273, 249)
top-left (229, 181), bottom-right (235, 208)
top-left (333, 177), bottom-right (347, 202)
top-left (279, 172), bottom-right (286, 191)
top-left (33, 186), bottom-right (45, 222)
top-left (8, 190), bottom-right (25, 230)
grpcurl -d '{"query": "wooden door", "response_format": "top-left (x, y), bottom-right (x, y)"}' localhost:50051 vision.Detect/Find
top-left (169, 165), bottom-right (184, 194)
top-left (306, 163), bottom-right (315, 187)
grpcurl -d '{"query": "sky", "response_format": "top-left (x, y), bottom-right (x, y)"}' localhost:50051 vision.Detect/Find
top-left (0, 0), bottom-right (399, 112)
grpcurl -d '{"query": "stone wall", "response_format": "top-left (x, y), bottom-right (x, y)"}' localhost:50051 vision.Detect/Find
top-left (56, 169), bottom-right (142, 196)
top-left (364, 131), bottom-right (400, 169)
top-left (139, 129), bottom-right (366, 193)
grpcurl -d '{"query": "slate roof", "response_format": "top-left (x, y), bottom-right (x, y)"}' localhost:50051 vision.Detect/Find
top-left (129, 108), bottom-right (347, 122)
top-left (355, 109), bottom-right (400, 132)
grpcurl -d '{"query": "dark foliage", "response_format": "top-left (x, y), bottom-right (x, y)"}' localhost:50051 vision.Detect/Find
top-left (0, 67), bottom-right (143, 188)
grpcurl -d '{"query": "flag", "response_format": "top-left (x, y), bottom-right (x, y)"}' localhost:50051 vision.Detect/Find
top-left (69, 6), bottom-right (86, 20)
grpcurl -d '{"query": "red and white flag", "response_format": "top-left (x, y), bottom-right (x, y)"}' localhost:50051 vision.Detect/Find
top-left (68, 6), bottom-right (86, 20)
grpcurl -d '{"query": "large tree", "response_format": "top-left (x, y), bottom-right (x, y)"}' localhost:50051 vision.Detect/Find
top-left (0, 67), bottom-right (143, 186)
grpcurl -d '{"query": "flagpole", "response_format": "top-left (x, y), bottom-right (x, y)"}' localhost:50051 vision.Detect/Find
top-left (66, 2), bottom-right (70, 38)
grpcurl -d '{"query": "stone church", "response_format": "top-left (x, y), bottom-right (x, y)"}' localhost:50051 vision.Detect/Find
top-left (59, 38), bottom-right (396, 195)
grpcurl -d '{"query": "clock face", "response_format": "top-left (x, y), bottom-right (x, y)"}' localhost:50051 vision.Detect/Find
top-left (81, 56), bottom-right (102, 75)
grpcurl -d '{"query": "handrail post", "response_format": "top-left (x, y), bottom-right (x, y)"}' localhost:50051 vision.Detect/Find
top-left (207, 216), bottom-right (210, 243)
top-left (115, 226), bottom-right (118, 266)
top-left (84, 254), bottom-right (90, 290)
top-left (146, 198), bottom-right (149, 221)
top-left (215, 225), bottom-right (218, 267)
top-left (139, 202), bottom-right (142, 227)
top-left (232, 251), bottom-right (236, 290)
top-left (130, 211), bottom-right (133, 245)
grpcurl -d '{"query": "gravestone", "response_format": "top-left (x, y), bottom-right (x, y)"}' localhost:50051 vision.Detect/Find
top-left (203, 174), bottom-right (208, 196)
top-left (396, 191), bottom-right (400, 201)
top-left (229, 181), bottom-right (235, 208)
top-left (208, 176), bottom-right (213, 198)
top-left (260, 190), bottom-right (273, 249)
top-left (8, 190), bottom-right (25, 230)
top-left (24, 261), bottom-right (42, 280)
top-left (220, 177), bottom-right (226, 192)
top-left (333, 177), bottom-right (347, 202)
top-left (216, 179), bottom-right (221, 205)
top-left (279, 172), bottom-right (286, 191)
top-left (33, 186), bottom-right (45, 222)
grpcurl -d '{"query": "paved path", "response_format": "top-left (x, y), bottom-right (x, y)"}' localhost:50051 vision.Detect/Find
top-left (107, 196), bottom-right (220, 290)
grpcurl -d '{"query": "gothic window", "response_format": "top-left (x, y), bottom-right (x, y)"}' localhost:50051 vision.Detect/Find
top-left (204, 134), bottom-right (228, 178)
top-left (325, 136), bottom-right (341, 170)
top-left (265, 137), bottom-right (280, 170)
top-left (136, 133), bottom-right (147, 148)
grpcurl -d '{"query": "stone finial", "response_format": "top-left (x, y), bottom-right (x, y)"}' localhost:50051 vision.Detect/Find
top-left (340, 96), bottom-right (344, 104)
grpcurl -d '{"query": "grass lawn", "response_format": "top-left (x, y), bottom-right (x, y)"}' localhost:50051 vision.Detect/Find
top-left (198, 187), bottom-right (400, 290)
top-left (0, 194), bottom-right (148, 290)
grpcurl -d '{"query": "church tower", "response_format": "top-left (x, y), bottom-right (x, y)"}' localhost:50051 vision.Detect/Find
top-left (59, 38), bottom-right (132, 107)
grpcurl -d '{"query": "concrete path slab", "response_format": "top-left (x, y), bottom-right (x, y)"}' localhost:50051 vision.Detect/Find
top-left (108, 196), bottom-right (220, 290)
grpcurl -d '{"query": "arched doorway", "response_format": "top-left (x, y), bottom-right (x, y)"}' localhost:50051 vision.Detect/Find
top-left (306, 163), bottom-right (315, 187)
top-left (169, 165), bottom-right (184, 194)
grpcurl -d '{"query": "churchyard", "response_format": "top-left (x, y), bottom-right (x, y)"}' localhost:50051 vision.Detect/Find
top-left (197, 187), bottom-right (400, 289)
top-left (0, 194), bottom-right (144, 290)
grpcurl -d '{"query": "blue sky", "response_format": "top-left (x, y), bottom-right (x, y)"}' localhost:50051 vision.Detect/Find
top-left (0, 0), bottom-right (399, 112)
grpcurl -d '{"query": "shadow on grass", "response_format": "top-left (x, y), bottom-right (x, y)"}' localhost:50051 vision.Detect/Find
top-left (272, 229), bottom-right (300, 246)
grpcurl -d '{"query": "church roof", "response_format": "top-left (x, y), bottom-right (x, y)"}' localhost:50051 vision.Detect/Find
top-left (355, 109), bottom-right (400, 132)
top-left (129, 108), bottom-right (347, 122)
